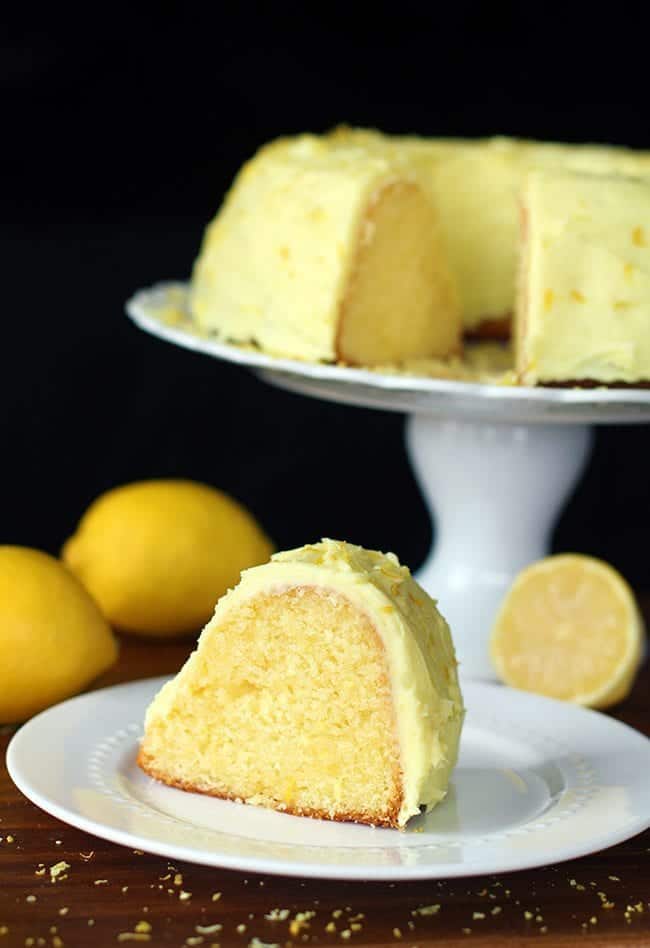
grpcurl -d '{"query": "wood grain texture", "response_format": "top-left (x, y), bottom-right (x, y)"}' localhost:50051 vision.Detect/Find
top-left (1, 612), bottom-right (649, 947)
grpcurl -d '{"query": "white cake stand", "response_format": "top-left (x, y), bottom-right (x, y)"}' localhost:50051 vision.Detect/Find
top-left (127, 284), bottom-right (650, 681)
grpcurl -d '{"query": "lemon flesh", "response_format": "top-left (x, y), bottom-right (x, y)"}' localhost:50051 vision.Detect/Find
top-left (0, 546), bottom-right (118, 722)
top-left (490, 554), bottom-right (644, 708)
top-left (62, 479), bottom-right (274, 637)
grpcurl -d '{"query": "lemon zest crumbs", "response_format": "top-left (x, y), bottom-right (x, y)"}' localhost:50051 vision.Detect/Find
top-left (412, 904), bottom-right (441, 916)
top-left (264, 909), bottom-right (290, 922)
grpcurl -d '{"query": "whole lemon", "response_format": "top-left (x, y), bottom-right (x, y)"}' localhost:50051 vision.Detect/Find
top-left (62, 479), bottom-right (274, 637)
top-left (0, 546), bottom-right (118, 722)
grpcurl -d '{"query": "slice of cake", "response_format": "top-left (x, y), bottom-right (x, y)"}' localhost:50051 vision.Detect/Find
top-left (138, 539), bottom-right (464, 828)
top-left (516, 170), bottom-right (650, 385)
top-left (190, 135), bottom-right (461, 366)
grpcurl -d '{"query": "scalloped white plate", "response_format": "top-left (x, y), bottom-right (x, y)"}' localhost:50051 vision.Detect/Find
top-left (126, 283), bottom-right (650, 424)
top-left (7, 677), bottom-right (650, 879)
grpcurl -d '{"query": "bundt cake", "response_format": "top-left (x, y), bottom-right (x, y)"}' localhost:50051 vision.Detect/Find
top-left (138, 539), bottom-right (464, 829)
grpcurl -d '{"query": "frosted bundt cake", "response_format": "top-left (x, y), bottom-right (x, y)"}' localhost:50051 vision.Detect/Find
top-left (190, 135), bottom-right (461, 366)
top-left (516, 170), bottom-right (650, 386)
top-left (138, 539), bottom-right (464, 828)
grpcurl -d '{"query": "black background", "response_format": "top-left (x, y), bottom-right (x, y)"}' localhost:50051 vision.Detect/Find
top-left (3, 5), bottom-right (649, 586)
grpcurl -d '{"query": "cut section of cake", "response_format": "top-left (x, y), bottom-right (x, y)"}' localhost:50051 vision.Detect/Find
top-left (138, 539), bottom-right (464, 828)
top-left (190, 135), bottom-right (461, 365)
top-left (330, 128), bottom-right (650, 341)
top-left (329, 128), bottom-right (525, 337)
top-left (516, 170), bottom-right (650, 386)
top-left (190, 135), bottom-right (461, 366)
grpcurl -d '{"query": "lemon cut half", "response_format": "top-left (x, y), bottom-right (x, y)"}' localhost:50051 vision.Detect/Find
top-left (490, 554), bottom-right (644, 708)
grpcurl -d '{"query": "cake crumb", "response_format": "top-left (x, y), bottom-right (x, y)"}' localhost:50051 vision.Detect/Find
top-left (121, 886), bottom-right (129, 893)
top-left (339, 931), bottom-right (351, 940)
top-left (412, 904), bottom-right (440, 916)
top-left (472, 912), bottom-right (485, 920)
top-left (185, 939), bottom-right (204, 947)
top-left (248, 940), bottom-right (279, 948)
top-left (174, 873), bottom-right (184, 886)
top-left (94, 879), bottom-right (108, 885)
top-left (179, 890), bottom-right (192, 901)
top-left (79, 851), bottom-right (95, 861)
top-left (332, 910), bottom-right (343, 919)
top-left (58, 907), bottom-right (68, 916)
top-left (264, 909), bottom-right (290, 922)
top-left (608, 875), bottom-right (620, 882)
top-left (524, 911), bottom-right (533, 920)
top-left (211, 892), bottom-right (222, 902)
top-left (25, 895), bottom-right (36, 903)
top-left (491, 907), bottom-right (502, 915)
top-left (392, 928), bottom-right (402, 939)
top-left (135, 922), bottom-right (151, 934)
top-left (196, 925), bottom-right (223, 935)
top-left (49, 862), bottom-right (70, 883)
top-left (236, 924), bottom-right (247, 934)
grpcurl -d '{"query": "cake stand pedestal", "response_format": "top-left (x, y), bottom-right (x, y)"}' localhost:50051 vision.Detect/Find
top-left (127, 283), bottom-right (650, 681)
top-left (406, 418), bottom-right (593, 678)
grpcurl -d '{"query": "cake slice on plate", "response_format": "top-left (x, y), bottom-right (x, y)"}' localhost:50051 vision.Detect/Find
top-left (516, 169), bottom-right (650, 386)
top-left (189, 135), bottom-right (461, 366)
top-left (138, 539), bottom-right (464, 829)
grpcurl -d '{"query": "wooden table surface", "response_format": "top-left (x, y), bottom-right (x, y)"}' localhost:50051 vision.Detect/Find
top-left (1, 616), bottom-right (649, 948)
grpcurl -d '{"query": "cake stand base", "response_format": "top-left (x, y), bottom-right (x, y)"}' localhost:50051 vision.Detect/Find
top-left (406, 418), bottom-right (594, 681)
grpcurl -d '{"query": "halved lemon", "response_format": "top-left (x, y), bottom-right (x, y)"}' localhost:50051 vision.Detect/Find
top-left (490, 554), bottom-right (645, 708)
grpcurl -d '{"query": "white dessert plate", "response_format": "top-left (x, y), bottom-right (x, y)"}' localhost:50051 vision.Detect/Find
top-left (7, 676), bottom-right (650, 880)
top-left (126, 283), bottom-right (650, 424)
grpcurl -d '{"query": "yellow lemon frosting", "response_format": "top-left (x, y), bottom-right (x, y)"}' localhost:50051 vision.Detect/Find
top-left (190, 135), bottom-right (460, 366)
top-left (140, 539), bottom-right (464, 828)
top-left (517, 170), bottom-right (650, 385)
